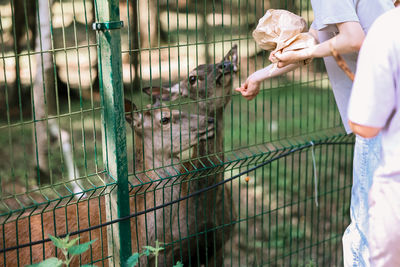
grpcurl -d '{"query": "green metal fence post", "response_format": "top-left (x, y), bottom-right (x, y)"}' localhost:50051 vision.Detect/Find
top-left (94, 0), bottom-right (131, 266)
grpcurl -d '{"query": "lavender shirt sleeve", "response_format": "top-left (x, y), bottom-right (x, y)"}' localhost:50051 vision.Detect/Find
top-left (311, 0), bottom-right (359, 31)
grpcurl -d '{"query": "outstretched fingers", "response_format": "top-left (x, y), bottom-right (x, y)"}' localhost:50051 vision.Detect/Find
top-left (235, 83), bottom-right (258, 100)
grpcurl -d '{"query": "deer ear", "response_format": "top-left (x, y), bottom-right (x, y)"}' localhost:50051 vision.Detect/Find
top-left (222, 44), bottom-right (238, 72)
top-left (124, 99), bottom-right (141, 126)
top-left (142, 86), bottom-right (172, 102)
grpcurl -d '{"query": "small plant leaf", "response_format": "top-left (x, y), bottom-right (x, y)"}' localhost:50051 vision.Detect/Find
top-left (81, 265), bottom-right (98, 267)
top-left (142, 245), bottom-right (157, 252)
top-left (173, 261), bottom-right (184, 267)
top-left (142, 243), bottom-right (164, 253)
top-left (126, 253), bottom-right (140, 267)
top-left (48, 235), bottom-right (67, 250)
top-left (66, 236), bottom-right (80, 249)
top-left (140, 248), bottom-right (150, 257)
top-left (62, 234), bottom-right (70, 242)
top-left (27, 257), bottom-right (63, 267)
top-left (68, 239), bottom-right (97, 255)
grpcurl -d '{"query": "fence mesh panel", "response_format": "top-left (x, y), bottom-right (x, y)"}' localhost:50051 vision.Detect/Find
top-left (0, 0), bottom-right (353, 266)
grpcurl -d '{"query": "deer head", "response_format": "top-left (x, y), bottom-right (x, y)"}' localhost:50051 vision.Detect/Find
top-left (125, 100), bottom-right (214, 166)
top-left (143, 44), bottom-right (238, 112)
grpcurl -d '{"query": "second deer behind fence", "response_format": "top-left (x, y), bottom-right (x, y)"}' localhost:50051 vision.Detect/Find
top-left (144, 45), bottom-right (239, 266)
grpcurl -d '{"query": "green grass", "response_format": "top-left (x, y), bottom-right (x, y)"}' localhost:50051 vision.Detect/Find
top-left (225, 80), bottom-right (343, 151)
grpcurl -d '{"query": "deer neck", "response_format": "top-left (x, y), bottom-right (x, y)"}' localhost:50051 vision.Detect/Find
top-left (134, 132), bottom-right (181, 178)
top-left (206, 106), bottom-right (226, 153)
top-left (134, 132), bottom-right (145, 172)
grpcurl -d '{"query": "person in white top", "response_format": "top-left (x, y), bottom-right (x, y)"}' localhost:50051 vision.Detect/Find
top-left (235, 1), bottom-right (394, 266)
top-left (348, 6), bottom-right (400, 266)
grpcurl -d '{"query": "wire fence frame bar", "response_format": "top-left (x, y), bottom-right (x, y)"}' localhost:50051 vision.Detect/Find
top-left (94, 0), bottom-right (131, 265)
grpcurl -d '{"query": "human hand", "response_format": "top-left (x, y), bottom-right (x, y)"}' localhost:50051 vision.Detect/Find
top-left (270, 49), bottom-right (310, 68)
top-left (235, 74), bottom-right (262, 100)
top-left (235, 62), bottom-right (299, 100)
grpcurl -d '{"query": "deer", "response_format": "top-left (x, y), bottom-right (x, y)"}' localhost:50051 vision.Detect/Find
top-left (143, 44), bottom-right (239, 266)
top-left (0, 100), bottom-right (215, 267)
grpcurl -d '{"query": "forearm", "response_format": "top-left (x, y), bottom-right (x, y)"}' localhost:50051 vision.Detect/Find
top-left (235, 62), bottom-right (301, 100)
top-left (250, 63), bottom-right (300, 82)
top-left (305, 35), bottom-right (361, 59)
top-left (305, 22), bottom-right (365, 59)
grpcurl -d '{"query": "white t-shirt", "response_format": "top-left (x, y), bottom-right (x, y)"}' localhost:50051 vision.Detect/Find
top-left (310, 0), bottom-right (394, 133)
top-left (348, 7), bottom-right (400, 177)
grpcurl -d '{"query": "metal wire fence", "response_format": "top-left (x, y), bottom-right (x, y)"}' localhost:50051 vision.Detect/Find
top-left (0, 0), bottom-right (353, 266)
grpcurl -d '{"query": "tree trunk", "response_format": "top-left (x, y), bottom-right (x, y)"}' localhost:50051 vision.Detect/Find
top-left (11, 0), bottom-right (36, 106)
top-left (129, 0), bottom-right (140, 89)
top-left (33, 0), bottom-right (56, 185)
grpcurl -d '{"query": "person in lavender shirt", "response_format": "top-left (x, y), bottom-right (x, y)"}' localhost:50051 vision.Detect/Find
top-left (348, 6), bottom-right (400, 266)
top-left (236, 1), bottom-right (394, 266)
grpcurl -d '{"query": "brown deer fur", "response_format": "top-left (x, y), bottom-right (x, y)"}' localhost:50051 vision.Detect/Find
top-left (144, 45), bottom-right (239, 266)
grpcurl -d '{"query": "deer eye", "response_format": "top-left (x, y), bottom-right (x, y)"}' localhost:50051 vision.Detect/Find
top-left (189, 75), bottom-right (196, 85)
top-left (161, 117), bottom-right (170, 125)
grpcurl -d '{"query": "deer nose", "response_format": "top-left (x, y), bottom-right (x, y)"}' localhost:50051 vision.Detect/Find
top-left (208, 117), bottom-right (214, 124)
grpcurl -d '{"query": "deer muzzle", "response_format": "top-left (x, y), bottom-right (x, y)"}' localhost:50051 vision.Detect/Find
top-left (198, 117), bottom-right (215, 141)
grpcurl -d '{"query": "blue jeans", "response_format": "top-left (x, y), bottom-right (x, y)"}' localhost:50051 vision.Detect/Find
top-left (342, 135), bottom-right (381, 267)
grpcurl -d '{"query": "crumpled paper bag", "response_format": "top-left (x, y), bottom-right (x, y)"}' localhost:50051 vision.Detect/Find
top-left (252, 9), bottom-right (317, 64)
